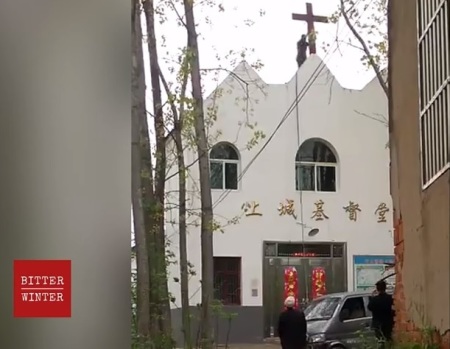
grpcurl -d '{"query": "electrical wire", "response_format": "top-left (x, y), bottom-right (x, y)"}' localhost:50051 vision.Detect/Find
top-left (212, 62), bottom-right (328, 208)
top-left (294, 0), bottom-right (365, 304)
top-left (212, 0), bottom-right (368, 209)
top-left (294, 0), bottom-right (365, 235)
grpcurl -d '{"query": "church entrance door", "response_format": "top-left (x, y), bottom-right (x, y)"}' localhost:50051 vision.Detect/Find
top-left (262, 241), bottom-right (347, 338)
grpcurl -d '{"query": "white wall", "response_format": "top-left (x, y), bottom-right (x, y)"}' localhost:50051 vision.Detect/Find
top-left (131, 256), bottom-right (136, 274)
top-left (165, 55), bottom-right (393, 309)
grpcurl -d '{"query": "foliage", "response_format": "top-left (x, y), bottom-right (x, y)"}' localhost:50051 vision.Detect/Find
top-left (133, 0), bottom-right (269, 347)
top-left (327, 0), bottom-right (388, 97)
top-left (131, 256), bottom-right (175, 348)
top-left (155, 0), bottom-right (269, 245)
top-left (354, 326), bottom-right (442, 349)
top-left (326, 0), bottom-right (389, 149)
top-left (211, 299), bottom-right (238, 349)
top-left (131, 269), bottom-right (138, 343)
top-left (329, 0), bottom-right (388, 70)
top-left (393, 326), bottom-right (442, 349)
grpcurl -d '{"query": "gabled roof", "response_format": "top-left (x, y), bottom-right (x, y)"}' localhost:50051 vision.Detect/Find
top-left (163, 55), bottom-right (385, 143)
top-left (215, 55), bottom-right (336, 88)
top-left (203, 60), bottom-right (267, 101)
top-left (285, 54), bottom-right (338, 87)
top-left (223, 54), bottom-right (385, 92)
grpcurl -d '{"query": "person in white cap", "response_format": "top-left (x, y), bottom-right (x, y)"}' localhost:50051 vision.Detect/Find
top-left (277, 296), bottom-right (307, 349)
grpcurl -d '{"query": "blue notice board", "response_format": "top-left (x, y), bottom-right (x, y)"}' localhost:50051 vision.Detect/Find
top-left (353, 255), bottom-right (395, 291)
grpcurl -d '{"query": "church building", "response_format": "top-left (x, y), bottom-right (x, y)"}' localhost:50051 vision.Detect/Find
top-left (165, 52), bottom-right (393, 344)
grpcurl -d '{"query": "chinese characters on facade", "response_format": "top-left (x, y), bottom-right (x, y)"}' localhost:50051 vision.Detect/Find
top-left (278, 199), bottom-right (297, 219)
top-left (241, 201), bottom-right (263, 217)
top-left (374, 202), bottom-right (390, 222)
top-left (242, 199), bottom-right (391, 223)
top-left (343, 201), bottom-right (361, 221)
top-left (311, 200), bottom-right (329, 221)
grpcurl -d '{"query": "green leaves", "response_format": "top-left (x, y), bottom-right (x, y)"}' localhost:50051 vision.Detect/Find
top-left (331, 0), bottom-right (388, 73)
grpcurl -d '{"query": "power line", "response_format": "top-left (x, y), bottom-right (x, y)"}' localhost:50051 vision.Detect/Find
top-left (213, 67), bottom-right (328, 207)
top-left (212, 61), bottom-right (328, 208)
top-left (295, 0), bottom-right (365, 235)
top-left (213, 0), bottom-right (368, 209)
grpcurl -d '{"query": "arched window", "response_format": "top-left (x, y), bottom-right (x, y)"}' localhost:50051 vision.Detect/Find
top-left (295, 139), bottom-right (337, 192)
top-left (210, 142), bottom-right (239, 190)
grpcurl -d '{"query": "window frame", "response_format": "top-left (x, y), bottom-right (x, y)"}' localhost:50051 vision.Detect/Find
top-left (209, 142), bottom-right (240, 191)
top-left (339, 296), bottom-right (370, 322)
top-left (295, 161), bottom-right (338, 193)
top-left (210, 158), bottom-right (240, 191)
top-left (417, 0), bottom-right (449, 189)
top-left (213, 256), bottom-right (242, 306)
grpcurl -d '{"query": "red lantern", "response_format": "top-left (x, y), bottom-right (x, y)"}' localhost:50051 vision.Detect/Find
top-left (311, 267), bottom-right (326, 299)
top-left (284, 267), bottom-right (299, 309)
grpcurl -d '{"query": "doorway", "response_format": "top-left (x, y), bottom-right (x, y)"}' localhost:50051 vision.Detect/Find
top-left (262, 241), bottom-right (347, 338)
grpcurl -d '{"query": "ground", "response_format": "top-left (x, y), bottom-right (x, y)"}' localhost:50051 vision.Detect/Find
top-left (221, 337), bottom-right (281, 348)
top-left (174, 338), bottom-right (282, 348)
top-left (219, 345), bottom-right (279, 349)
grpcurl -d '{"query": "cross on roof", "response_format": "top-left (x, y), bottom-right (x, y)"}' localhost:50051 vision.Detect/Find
top-left (292, 2), bottom-right (328, 54)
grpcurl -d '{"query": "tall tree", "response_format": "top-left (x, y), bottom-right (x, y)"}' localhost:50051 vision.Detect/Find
top-left (160, 55), bottom-right (192, 348)
top-left (182, 1), bottom-right (215, 348)
top-left (143, 0), bottom-right (172, 337)
top-left (131, 1), bottom-right (267, 346)
top-left (131, 0), bottom-right (151, 343)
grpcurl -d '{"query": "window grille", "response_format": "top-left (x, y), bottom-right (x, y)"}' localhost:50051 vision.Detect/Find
top-left (417, 0), bottom-right (450, 187)
top-left (295, 139), bottom-right (338, 192)
top-left (209, 142), bottom-right (240, 190)
top-left (213, 257), bottom-right (241, 305)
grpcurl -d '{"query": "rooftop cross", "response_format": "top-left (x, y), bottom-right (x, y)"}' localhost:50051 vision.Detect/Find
top-left (292, 2), bottom-right (328, 54)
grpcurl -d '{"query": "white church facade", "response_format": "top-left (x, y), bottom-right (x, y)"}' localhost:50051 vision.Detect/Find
top-left (165, 55), bottom-right (393, 343)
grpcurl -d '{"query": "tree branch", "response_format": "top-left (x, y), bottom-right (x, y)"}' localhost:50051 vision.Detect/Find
top-left (340, 0), bottom-right (388, 97)
top-left (168, 0), bottom-right (187, 28)
top-left (354, 109), bottom-right (388, 125)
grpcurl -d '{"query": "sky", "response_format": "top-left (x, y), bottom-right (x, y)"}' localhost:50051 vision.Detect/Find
top-left (144, 0), bottom-right (378, 95)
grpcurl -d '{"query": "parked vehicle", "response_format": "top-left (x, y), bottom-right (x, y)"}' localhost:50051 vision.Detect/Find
top-left (304, 291), bottom-right (380, 349)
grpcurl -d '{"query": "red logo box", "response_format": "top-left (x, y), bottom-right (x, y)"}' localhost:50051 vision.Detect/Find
top-left (13, 260), bottom-right (71, 318)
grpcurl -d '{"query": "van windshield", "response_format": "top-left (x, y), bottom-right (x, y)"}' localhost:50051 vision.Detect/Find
top-left (304, 297), bottom-right (340, 321)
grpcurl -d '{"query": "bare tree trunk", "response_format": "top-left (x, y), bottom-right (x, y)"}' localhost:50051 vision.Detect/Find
top-left (176, 126), bottom-right (191, 349)
top-left (160, 61), bottom-right (191, 348)
top-left (131, 0), bottom-right (151, 342)
top-left (142, 0), bottom-right (172, 337)
top-left (132, 1), bottom-right (159, 337)
top-left (182, 1), bottom-right (215, 348)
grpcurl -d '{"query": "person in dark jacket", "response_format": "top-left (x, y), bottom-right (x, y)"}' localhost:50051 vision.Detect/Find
top-left (368, 280), bottom-right (395, 348)
top-left (278, 296), bottom-right (307, 349)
